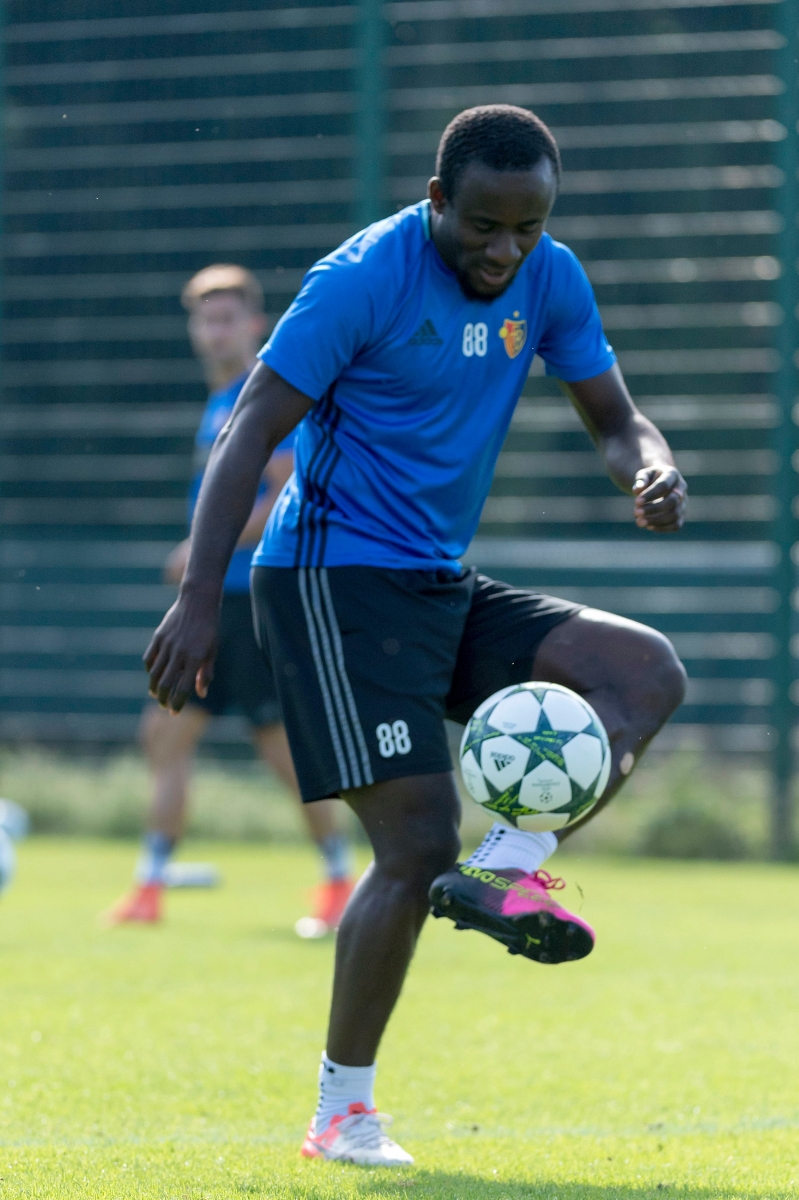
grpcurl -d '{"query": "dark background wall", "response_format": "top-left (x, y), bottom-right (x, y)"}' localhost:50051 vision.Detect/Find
top-left (1, 0), bottom-right (797, 764)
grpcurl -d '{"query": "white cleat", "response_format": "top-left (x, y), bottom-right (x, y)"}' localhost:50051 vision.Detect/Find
top-left (301, 1102), bottom-right (414, 1166)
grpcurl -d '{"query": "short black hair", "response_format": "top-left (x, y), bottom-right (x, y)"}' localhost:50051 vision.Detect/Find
top-left (435, 105), bottom-right (561, 201)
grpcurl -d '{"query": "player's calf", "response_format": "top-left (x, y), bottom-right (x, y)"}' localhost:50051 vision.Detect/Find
top-left (325, 775), bottom-right (461, 1070)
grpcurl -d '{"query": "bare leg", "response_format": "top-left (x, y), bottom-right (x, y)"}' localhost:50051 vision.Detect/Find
top-left (252, 721), bottom-right (347, 847)
top-left (102, 704), bottom-right (210, 919)
top-left (326, 772), bottom-right (460, 1066)
top-left (531, 607), bottom-right (687, 839)
top-left (140, 704), bottom-right (209, 839)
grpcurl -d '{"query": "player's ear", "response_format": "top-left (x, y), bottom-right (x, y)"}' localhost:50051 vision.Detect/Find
top-left (428, 177), bottom-right (447, 214)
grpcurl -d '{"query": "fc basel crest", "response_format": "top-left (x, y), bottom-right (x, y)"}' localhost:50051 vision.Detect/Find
top-left (499, 313), bottom-right (527, 360)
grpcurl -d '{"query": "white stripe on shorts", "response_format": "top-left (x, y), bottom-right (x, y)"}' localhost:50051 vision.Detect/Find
top-left (297, 567), bottom-right (351, 791)
top-left (319, 568), bottom-right (374, 786)
top-left (306, 567), bottom-right (364, 789)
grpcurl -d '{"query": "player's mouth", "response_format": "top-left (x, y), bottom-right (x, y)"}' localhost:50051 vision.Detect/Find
top-left (475, 263), bottom-right (517, 291)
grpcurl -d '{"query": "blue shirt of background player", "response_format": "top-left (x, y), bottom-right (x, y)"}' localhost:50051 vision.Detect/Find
top-left (189, 371), bottom-right (296, 592)
top-left (252, 200), bottom-right (615, 574)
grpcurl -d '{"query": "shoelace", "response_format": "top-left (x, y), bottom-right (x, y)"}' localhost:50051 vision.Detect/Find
top-left (337, 1110), bottom-right (395, 1150)
top-left (531, 869), bottom-right (566, 891)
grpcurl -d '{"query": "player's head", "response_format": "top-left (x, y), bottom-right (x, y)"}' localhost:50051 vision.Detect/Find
top-left (181, 264), bottom-right (268, 379)
top-left (428, 105), bottom-right (560, 300)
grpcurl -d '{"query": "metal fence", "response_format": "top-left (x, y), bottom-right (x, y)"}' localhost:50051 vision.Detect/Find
top-left (1, 0), bottom-right (798, 846)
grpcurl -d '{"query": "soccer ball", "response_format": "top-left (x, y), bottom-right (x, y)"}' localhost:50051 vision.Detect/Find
top-left (459, 682), bottom-right (611, 832)
top-left (0, 827), bottom-right (15, 895)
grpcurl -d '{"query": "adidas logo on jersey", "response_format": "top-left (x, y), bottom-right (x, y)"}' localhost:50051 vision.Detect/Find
top-left (409, 319), bottom-right (443, 346)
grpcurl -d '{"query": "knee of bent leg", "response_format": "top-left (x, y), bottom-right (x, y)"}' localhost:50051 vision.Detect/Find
top-left (640, 631), bottom-right (687, 723)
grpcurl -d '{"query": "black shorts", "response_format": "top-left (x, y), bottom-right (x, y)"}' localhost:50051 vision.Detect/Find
top-left (251, 566), bottom-right (581, 802)
top-left (190, 591), bottom-right (282, 727)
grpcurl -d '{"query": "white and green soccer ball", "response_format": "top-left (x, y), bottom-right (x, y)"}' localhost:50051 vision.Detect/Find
top-left (459, 682), bottom-right (611, 832)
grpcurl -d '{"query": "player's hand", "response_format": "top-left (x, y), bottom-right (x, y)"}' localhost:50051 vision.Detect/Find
top-left (163, 539), bottom-right (190, 585)
top-left (143, 595), bottom-right (219, 712)
top-left (632, 464), bottom-right (687, 532)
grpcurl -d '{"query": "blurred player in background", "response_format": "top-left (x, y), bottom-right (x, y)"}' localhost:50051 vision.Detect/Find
top-left (106, 265), bottom-right (354, 933)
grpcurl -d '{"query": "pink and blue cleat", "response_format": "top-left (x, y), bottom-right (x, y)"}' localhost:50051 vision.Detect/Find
top-left (429, 864), bottom-right (594, 963)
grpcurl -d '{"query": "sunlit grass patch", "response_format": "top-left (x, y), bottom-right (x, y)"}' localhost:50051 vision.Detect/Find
top-left (0, 842), bottom-right (797, 1196)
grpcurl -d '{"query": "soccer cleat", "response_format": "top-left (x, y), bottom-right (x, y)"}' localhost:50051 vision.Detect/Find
top-left (295, 877), bottom-right (354, 939)
top-left (101, 882), bottom-right (163, 926)
top-left (429, 864), bottom-right (594, 963)
top-left (301, 1102), bottom-right (414, 1166)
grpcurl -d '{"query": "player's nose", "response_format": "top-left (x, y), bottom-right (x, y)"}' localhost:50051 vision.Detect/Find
top-left (485, 231), bottom-right (523, 266)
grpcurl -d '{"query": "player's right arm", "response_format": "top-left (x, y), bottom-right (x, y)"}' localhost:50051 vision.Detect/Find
top-left (144, 363), bottom-right (312, 712)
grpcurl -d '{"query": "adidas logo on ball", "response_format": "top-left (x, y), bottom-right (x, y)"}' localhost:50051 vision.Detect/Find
top-left (490, 751), bottom-right (516, 771)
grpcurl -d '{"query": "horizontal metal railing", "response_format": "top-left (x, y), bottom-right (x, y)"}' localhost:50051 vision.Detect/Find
top-left (2, 0), bottom-right (795, 768)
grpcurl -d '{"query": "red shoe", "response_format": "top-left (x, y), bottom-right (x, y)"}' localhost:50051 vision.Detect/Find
top-left (102, 882), bottom-right (163, 926)
top-left (295, 877), bottom-right (354, 939)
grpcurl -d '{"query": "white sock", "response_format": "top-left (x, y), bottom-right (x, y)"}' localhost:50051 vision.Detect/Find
top-left (465, 822), bottom-right (557, 875)
top-left (315, 1052), bottom-right (376, 1132)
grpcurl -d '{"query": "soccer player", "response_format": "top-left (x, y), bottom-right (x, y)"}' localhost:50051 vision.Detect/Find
top-left (107, 264), bottom-right (354, 932)
top-left (144, 109), bottom-right (688, 1163)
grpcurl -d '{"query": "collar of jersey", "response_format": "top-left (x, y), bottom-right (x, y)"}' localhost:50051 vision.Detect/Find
top-left (421, 198), bottom-right (431, 240)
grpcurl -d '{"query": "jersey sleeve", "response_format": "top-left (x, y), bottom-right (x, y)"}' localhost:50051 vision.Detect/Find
top-left (259, 251), bottom-right (380, 402)
top-left (536, 242), bottom-right (616, 383)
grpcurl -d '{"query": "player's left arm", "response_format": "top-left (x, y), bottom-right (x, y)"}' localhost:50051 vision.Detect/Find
top-left (237, 451), bottom-right (294, 547)
top-left (557, 362), bottom-right (687, 533)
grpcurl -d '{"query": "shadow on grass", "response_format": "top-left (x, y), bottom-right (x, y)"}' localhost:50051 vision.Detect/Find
top-left (234, 1172), bottom-right (782, 1199)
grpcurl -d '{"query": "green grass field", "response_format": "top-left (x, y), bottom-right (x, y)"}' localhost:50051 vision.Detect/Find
top-left (0, 841), bottom-right (797, 1198)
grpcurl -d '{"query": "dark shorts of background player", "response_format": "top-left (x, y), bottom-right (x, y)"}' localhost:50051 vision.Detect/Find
top-left (188, 591), bottom-right (283, 727)
top-left (251, 566), bottom-right (582, 802)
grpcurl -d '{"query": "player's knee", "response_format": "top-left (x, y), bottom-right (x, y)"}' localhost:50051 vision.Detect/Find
top-left (424, 823), bottom-right (461, 878)
top-left (140, 707), bottom-right (165, 758)
top-left (387, 818), bottom-right (460, 887)
top-left (629, 630), bottom-right (687, 728)
top-left (650, 633), bottom-right (687, 717)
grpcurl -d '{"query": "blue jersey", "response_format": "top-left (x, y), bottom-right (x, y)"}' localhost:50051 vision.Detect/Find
top-left (253, 201), bottom-right (615, 573)
top-left (190, 371), bottom-right (295, 592)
